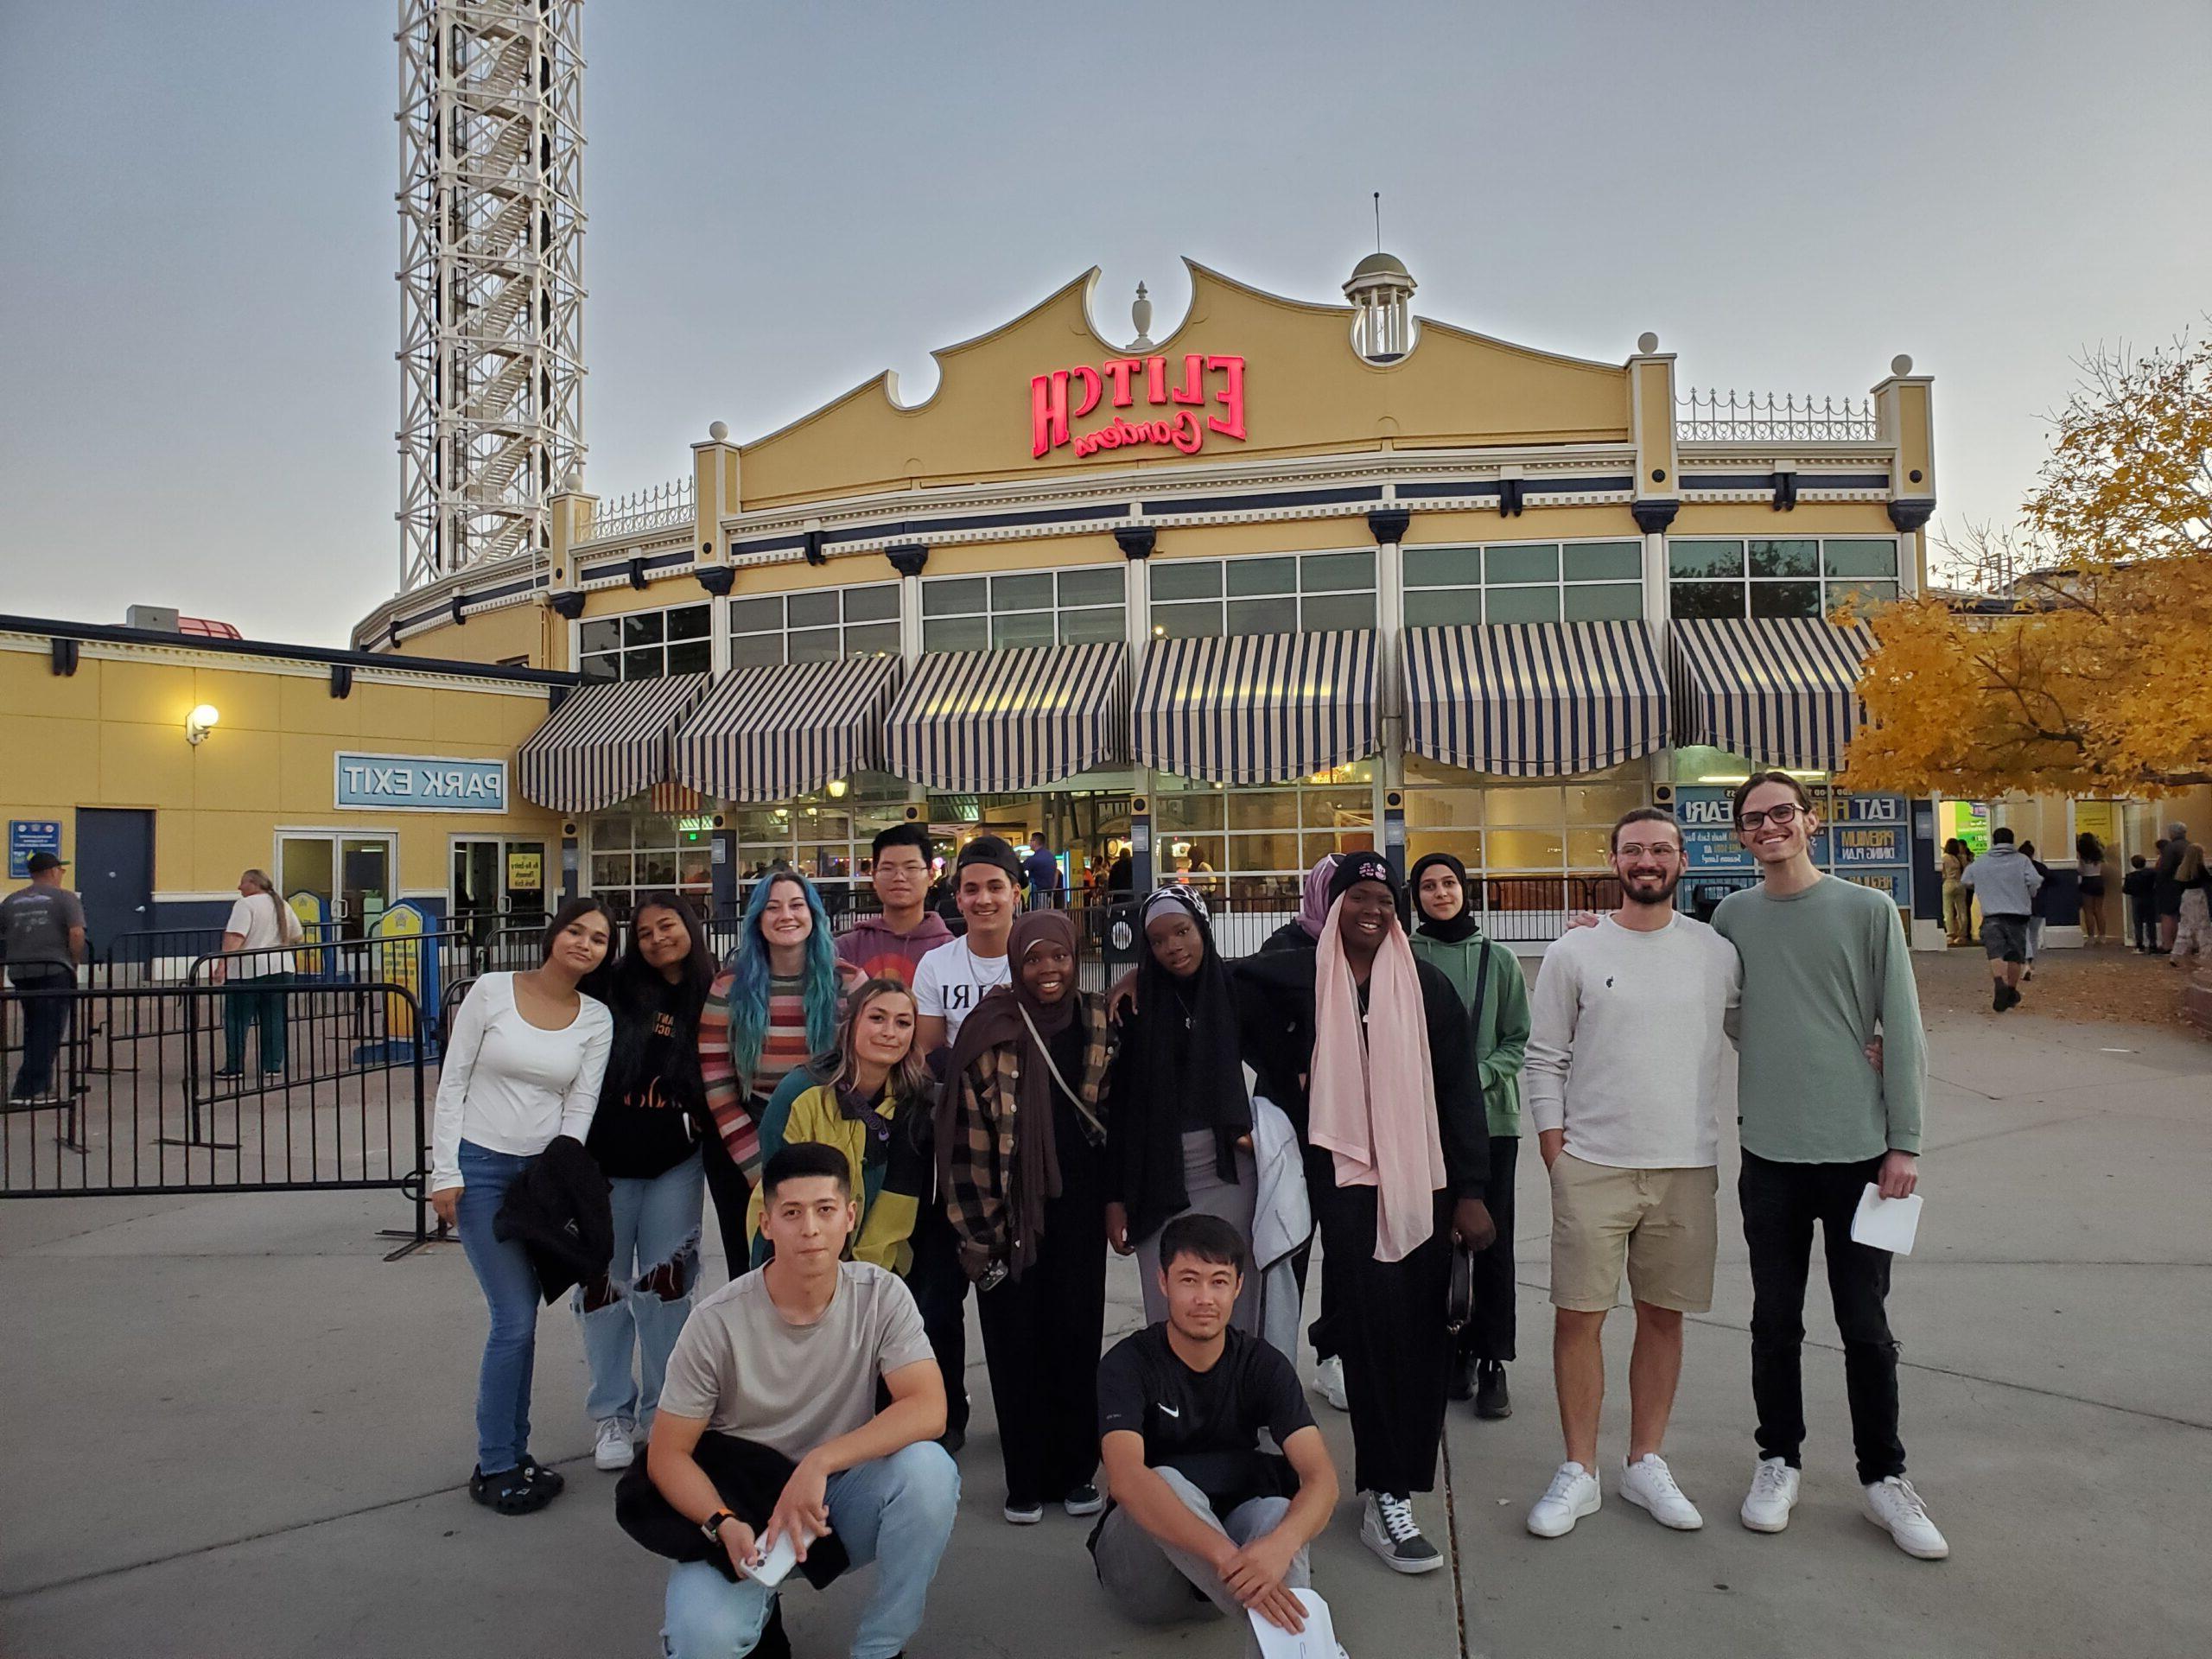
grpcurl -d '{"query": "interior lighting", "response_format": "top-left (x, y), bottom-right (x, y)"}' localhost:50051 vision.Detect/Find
top-left (827, 779), bottom-right (849, 798)
top-left (186, 703), bottom-right (220, 745)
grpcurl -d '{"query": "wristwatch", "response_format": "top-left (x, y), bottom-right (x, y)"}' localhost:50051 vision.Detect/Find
top-left (701, 1509), bottom-right (737, 1542)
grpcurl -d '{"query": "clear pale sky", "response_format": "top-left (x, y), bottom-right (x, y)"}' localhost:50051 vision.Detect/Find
top-left (3, 1), bottom-right (2205, 645)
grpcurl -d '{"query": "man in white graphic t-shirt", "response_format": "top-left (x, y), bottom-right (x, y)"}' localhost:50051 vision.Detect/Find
top-left (912, 836), bottom-right (1022, 1052)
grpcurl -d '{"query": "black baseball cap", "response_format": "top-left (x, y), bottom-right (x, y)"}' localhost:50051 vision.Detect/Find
top-left (956, 834), bottom-right (1022, 883)
top-left (26, 853), bottom-right (66, 874)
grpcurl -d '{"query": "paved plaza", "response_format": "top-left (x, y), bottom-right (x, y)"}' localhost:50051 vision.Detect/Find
top-left (4, 955), bottom-right (2209, 1659)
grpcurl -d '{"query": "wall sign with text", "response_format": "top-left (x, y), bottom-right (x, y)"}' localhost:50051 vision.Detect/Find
top-left (1031, 353), bottom-right (1247, 460)
top-left (334, 753), bottom-right (509, 813)
top-left (1676, 786), bottom-right (1912, 903)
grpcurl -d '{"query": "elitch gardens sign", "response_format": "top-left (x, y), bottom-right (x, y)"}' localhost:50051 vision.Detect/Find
top-left (334, 753), bottom-right (509, 813)
top-left (1031, 353), bottom-right (1248, 460)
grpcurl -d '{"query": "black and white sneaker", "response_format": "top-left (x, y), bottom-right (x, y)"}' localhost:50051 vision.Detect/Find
top-left (1063, 1483), bottom-right (1105, 1517)
top-left (1359, 1491), bottom-right (1443, 1574)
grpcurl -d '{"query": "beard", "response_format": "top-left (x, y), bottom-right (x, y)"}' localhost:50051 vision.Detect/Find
top-left (1620, 868), bottom-right (1681, 906)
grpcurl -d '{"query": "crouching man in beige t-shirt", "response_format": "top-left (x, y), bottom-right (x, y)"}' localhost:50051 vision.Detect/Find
top-left (647, 1141), bottom-right (958, 1659)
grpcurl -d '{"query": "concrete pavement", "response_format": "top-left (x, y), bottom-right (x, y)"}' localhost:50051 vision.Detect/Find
top-left (4, 964), bottom-right (2209, 1657)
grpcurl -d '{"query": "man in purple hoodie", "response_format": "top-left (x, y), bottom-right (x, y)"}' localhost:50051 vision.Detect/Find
top-left (836, 823), bottom-right (953, 988)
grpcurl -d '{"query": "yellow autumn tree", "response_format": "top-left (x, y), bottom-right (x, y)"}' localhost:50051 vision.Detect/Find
top-left (1844, 334), bottom-right (2212, 796)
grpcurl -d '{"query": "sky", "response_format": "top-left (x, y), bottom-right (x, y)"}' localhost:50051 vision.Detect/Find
top-left (2, 0), bottom-right (2206, 645)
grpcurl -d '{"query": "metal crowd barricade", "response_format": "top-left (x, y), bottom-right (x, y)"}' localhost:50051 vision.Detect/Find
top-left (2, 979), bottom-right (434, 1255)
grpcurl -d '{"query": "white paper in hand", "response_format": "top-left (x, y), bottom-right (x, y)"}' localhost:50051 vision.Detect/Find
top-left (1250, 1588), bottom-right (1338, 1659)
top-left (1850, 1184), bottom-right (1922, 1255)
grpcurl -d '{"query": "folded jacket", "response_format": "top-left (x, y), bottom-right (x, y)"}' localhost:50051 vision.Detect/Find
top-left (492, 1135), bottom-right (613, 1304)
top-left (615, 1431), bottom-right (849, 1587)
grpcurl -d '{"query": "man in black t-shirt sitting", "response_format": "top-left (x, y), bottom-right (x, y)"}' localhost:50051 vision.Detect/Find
top-left (1090, 1216), bottom-right (1342, 1656)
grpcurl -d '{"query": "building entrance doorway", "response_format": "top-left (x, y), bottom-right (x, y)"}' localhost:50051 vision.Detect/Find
top-left (277, 832), bottom-right (396, 940)
top-left (450, 836), bottom-right (549, 944)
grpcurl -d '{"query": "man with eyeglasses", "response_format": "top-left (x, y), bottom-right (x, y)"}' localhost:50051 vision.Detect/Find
top-left (1522, 808), bottom-right (1740, 1540)
top-left (1714, 771), bottom-right (1943, 1560)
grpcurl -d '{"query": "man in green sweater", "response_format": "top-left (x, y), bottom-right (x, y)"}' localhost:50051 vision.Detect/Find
top-left (1713, 772), bottom-right (1946, 1561)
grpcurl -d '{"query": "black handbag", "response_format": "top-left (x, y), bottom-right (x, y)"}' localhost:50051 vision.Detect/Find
top-left (1445, 940), bottom-right (1496, 1332)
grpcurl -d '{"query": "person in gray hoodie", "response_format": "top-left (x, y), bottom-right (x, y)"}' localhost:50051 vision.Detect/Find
top-left (1961, 828), bottom-right (2044, 1012)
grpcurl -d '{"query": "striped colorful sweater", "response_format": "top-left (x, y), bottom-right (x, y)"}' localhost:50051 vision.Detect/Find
top-left (697, 963), bottom-right (865, 1182)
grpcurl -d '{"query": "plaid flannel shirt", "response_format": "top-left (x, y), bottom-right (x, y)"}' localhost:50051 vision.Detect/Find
top-left (946, 989), bottom-right (1114, 1271)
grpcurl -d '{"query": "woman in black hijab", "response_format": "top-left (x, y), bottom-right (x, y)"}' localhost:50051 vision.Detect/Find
top-left (1105, 887), bottom-right (1259, 1330)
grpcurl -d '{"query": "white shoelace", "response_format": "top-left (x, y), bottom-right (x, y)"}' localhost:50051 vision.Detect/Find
top-left (1635, 1459), bottom-right (1687, 1502)
top-left (1751, 1462), bottom-right (1793, 1501)
top-left (1376, 1493), bottom-right (1421, 1543)
top-left (1878, 1478), bottom-right (1931, 1522)
top-left (1541, 1465), bottom-right (1588, 1505)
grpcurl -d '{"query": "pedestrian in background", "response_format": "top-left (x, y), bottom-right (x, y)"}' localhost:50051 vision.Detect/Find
top-left (2, 852), bottom-right (85, 1102)
top-left (1939, 839), bottom-right (1974, 947)
top-left (2123, 854), bottom-right (2158, 953)
top-left (2154, 824), bottom-right (2189, 954)
top-left (429, 898), bottom-right (615, 1516)
top-left (1022, 832), bottom-right (1063, 912)
top-left (577, 893), bottom-right (715, 1475)
top-left (2019, 842), bottom-right (2052, 980)
top-left (2074, 833), bottom-right (2107, 945)
top-left (2171, 837), bottom-right (2210, 965)
top-left (213, 868), bottom-right (302, 1080)
top-left (1964, 827), bottom-right (2043, 1011)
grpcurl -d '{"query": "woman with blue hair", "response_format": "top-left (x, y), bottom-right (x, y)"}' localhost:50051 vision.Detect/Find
top-left (696, 870), bottom-right (863, 1275)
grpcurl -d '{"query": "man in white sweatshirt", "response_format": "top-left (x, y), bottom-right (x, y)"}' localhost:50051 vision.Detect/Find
top-left (1521, 808), bottom-right (1741, 1539)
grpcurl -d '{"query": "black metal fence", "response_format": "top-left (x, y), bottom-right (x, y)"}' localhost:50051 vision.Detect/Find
top-left (2, 979), bottom-right (431, 1251)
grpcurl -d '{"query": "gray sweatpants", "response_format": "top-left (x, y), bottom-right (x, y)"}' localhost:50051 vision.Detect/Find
top-left (1089, 1466), bottom-right (1310, 1659)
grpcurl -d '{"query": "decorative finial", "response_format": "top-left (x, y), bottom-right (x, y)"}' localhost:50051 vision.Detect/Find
top-left (1891, 353), bottom-right (1914, 377)
top-left (708, 420), bottom-right (729, 442)
top-left (1373, 191), bottom-right (1382, 253)
top-left (1129, 282), bottom-right (1155, 351)
top-left (1637, 331), bottom-right (1659, 355)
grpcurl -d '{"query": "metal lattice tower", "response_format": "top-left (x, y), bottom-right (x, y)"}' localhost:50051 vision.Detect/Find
top-left (396, 0), bottom-right (585, 591)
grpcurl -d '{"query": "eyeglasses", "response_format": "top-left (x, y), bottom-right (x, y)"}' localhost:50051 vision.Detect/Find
top-left (1738, 803), bottom-right (1806, 831)
top-left (1614, 843), bottom-right (1681, 860)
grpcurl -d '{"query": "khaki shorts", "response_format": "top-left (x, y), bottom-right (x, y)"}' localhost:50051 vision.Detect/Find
top-left (1548, 1154), bottom-right (1719, 1313)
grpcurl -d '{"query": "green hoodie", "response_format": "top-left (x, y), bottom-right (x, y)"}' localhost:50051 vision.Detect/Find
top-left (1410, 931), bottom-right (1529, 1138)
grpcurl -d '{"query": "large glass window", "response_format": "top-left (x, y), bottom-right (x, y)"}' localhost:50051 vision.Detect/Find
top-left (728, 584), bottom-right (900, 667)
top-left (1150, 550), bottom-right (1378, 638)
top-left (1402, 540), bottom-right (1643, 626)
top-left (920, 566), bottom-right (1124, 652)
top-left (1148, 763), bottom-right (1376, 911)
top-left (584, 811), bottom-right (715, 918)
top-left (728, 773), bottom-right (914, 902)
top-left (577, 603), bottom-right (712, 683)
top-left (1668, 537), bottom-right (1901, 620)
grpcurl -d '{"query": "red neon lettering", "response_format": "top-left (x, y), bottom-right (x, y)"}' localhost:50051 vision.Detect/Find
top-left (1206, 355), bottom-right (1246, 441)
top-left (1030, 372), bottom-right (1070, 459)
top-left (1146, 356), bottom-right (1167, 404)
top-left (1171, 353), bottom-right (1205, 405)
top-left (1102, 359), bottom-right (1139, 408)
top-left (1171, 410), bottom-right (1203, 454)
top-left (1070, 365), bottom-right (1102, 422)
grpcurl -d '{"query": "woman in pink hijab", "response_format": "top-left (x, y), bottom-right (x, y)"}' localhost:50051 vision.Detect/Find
top-left (1233, 849), bottom-right (1496, 1579)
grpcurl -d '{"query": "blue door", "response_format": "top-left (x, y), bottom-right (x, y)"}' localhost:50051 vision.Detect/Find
top-left (74, 809), bottom-right (155, 961)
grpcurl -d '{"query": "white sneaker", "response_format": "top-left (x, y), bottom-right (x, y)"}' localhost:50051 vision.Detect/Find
top-left (1739, 1456), bottom-right (1799, 1532)
top-left (1313, 1354), bottom-right (1349, 1412)
top-left (1864, 1476), bottom-right (1950, 1560)
top-left (1619, 1453), bottom-right (1703, 1530)
top-left (1526, 1461), bottom-right (1602, 1537)
top-left (592, 1417), bottom-right (635, 1471)
top-left (1358, 1491), bottom-right (1444, 1573)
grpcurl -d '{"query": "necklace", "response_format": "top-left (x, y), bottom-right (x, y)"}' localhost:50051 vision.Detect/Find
top-left (1166, 983), bottom-right (1197, 1031)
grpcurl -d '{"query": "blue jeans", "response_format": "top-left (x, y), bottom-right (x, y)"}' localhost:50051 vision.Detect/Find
top-left (455, 1140), bottom-right (542, 1475)
top-left (662, 1441), bottom-right (960, 1659)
top-left (575, 1150), bottom-right (704, 1427)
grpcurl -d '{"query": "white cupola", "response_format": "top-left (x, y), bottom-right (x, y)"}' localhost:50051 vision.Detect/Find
top-left (1344, 251), bottom-right (1416, 362)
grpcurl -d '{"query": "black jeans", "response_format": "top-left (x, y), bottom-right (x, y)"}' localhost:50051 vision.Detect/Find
top-left (1452, 1135), bottom-right (1518, 1366)
top-left (1739, 1150), bottom-right (1905, 1484)
top-left (698, 1130), bottom-right (753, 1281)
top-left (904, 1200), bottom-right (972, 1440)
top-left (8, 967), bottom-right (75, 1097)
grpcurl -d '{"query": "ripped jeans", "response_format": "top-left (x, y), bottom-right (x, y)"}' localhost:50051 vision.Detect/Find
top-left (574, 1149), bottom-right (704, 1428)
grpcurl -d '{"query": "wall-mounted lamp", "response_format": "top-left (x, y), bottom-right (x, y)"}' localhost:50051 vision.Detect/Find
top-left (826, 779), bottom-right (849, 798)
top-left (186, 703), bottom-right (220, 746)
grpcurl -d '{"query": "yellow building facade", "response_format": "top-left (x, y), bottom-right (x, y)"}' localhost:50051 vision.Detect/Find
top-left (346, 254), bottom-right (1950, 951)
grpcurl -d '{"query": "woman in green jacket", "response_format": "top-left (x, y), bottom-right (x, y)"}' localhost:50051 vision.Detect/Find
top-left (1408, 852), bottom-right (1531, 1419)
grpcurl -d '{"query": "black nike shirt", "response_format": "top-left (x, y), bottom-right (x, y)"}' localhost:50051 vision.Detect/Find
top-left (1096, 1325), bottom-right (1315, 1516)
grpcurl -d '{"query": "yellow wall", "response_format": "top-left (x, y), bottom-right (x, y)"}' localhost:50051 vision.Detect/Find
top-left (391, 601), bottom-right (552, 671)
top-left (0, 645), bottom-right (564, 898)
top-left (735, 263), bottom-right (1631, 508)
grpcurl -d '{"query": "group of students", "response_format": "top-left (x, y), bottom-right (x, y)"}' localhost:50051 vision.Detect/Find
top-left (428, 770), bottom-right (1947, 1659)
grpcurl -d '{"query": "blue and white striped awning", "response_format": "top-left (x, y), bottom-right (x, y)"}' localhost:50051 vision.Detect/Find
top-left (883, 643), bottom-right (1128, 791)
top-left (1670, 617), bottom-right (1875, 772)
top-left (671, 656), bottom-right (904, 803)
top-left (1131, 631), bottom-right (1377, 785)
top-left (516, 673), bottom-right (709, 814)
top-left (1403, 621), bottom-right (1669, 778)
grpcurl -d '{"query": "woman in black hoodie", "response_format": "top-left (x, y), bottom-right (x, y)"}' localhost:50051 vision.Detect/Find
top-left (575, 893), bottom-right (716, 1474)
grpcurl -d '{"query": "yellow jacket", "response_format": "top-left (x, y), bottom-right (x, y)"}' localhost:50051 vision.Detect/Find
top-left (743, 1078), bottom-right (923, 1276)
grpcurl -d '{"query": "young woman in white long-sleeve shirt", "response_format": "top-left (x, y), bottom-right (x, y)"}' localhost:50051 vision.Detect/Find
top-left (430, 898), bottom-right (616, 1516)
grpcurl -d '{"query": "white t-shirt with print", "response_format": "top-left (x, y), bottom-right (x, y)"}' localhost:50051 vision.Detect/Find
top-left (910, 936), bottom-right (1011, 1043)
